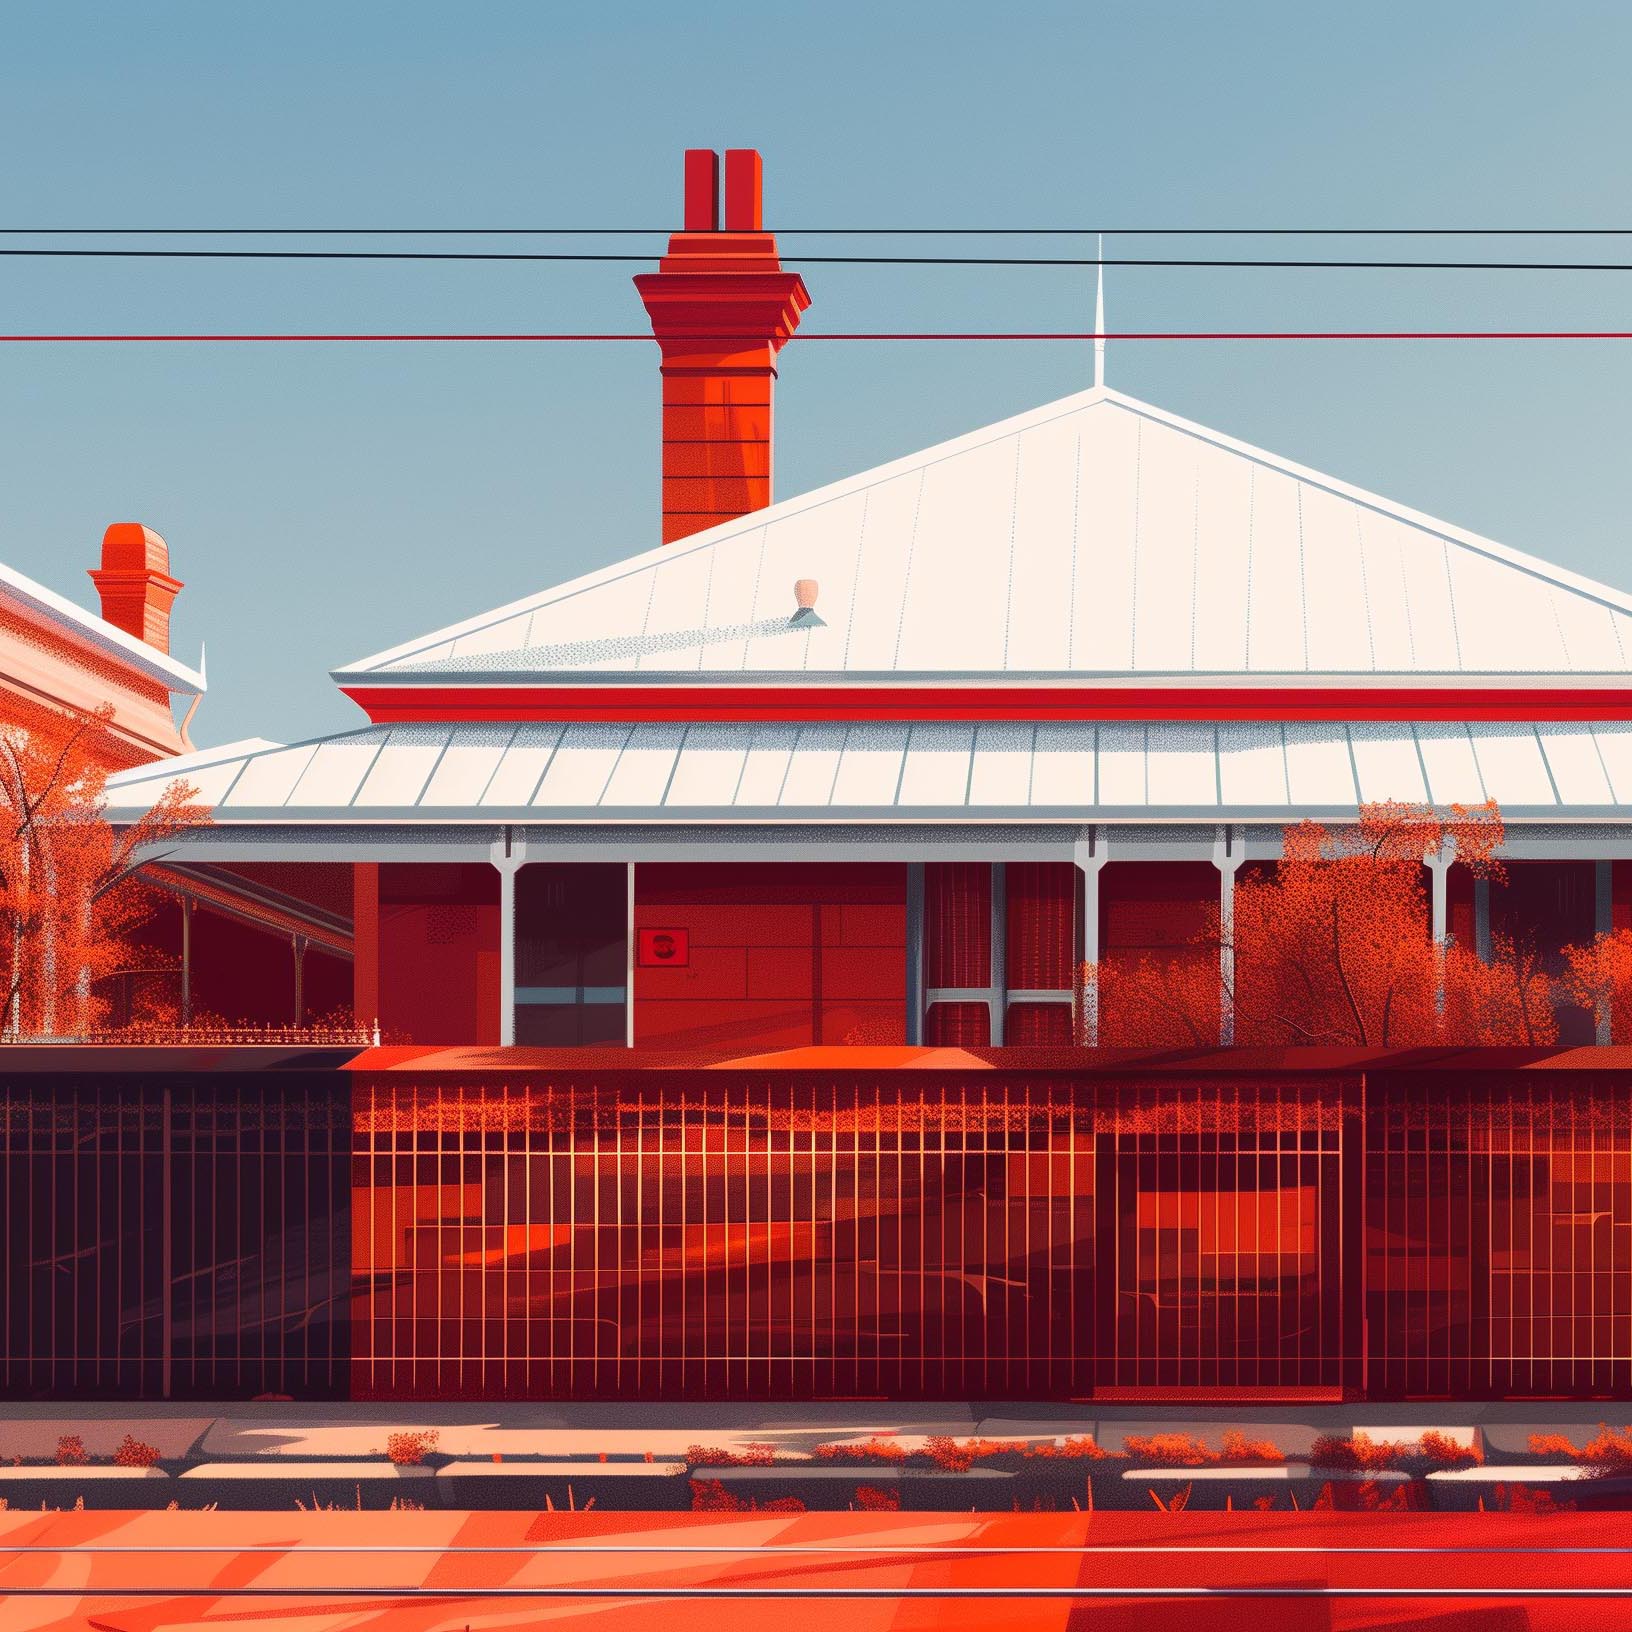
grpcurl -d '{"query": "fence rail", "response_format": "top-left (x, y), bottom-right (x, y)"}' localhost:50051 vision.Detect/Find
top-left (0, 1024), bottom-right (379, 1046)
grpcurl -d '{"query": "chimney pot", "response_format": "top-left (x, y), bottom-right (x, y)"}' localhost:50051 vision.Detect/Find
top-left (88, 522), bottom-right (183, 653)
top-left (683, 149), bottom-right (719, 232)
top-left (723, 149), bottom-right (764, 231)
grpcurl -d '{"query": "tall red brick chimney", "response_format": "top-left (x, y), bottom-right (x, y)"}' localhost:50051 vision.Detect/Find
top-left (635, 149), bottom-right (810, 543)
top-left (89, 522), bottom-right (182, 653)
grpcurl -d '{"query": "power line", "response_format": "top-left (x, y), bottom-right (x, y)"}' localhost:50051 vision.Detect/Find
top-left (6, 1541), bottom-right (1629, 1554)
top-left (7, 246), bottom-right (1632, 270)
top-left (0, 331), bottom-right (1630, 343)
top-left (4, 1585), bottom-right (1631, 1601)
top-left (9, 226), bottom-right (1632, 236)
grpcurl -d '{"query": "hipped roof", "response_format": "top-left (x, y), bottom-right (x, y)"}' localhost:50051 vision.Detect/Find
top-left (335, 385), bottom-right (1632, 692)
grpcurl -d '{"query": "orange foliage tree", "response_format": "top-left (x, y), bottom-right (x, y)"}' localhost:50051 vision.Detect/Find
top-left (1561, 929), bottom-right (1632, 1043)
top-left (0, 706), bottom-right (208, 1037)
top-left (1091, 943), bottom-right (1224, 1048)
top-left (1092, 800), bottom-right (1559, 1048)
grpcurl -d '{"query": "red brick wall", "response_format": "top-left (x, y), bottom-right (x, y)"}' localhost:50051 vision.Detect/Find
top-left (634, 863), bottom-right (906, 1049)
top-left (1448, 862), bottom-right (1475, 950)
top-left (1100, 860), bottom-right (1219, 955)
top-left (378, 863), bottom-right (500, 1045)
top-left (1098, 860), bottom-right (1218, 1042)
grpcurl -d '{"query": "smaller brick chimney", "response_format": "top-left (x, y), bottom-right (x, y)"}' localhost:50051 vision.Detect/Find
top-left (89, 522), bottom-right (183, 653)
top-left (634, 148), bottom-right (811, 543)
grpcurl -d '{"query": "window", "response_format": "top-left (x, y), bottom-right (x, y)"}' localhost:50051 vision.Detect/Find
top-left (514, 864), bottom-right (627, 1046)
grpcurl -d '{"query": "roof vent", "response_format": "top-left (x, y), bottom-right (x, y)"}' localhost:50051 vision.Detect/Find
top-left (790, 578), bottom-right (823, 626)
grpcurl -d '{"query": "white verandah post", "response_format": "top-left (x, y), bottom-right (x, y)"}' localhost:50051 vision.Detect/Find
top-left (491, 828), bottom-right (526, 1047)
top-left (1427, 848), bottom-right (1451, 1014)
top-left (1597, 858), bottom-right (1614, 1044)
top-left (904, 862), bottom-right (925, 1045)
top-left (1213, 826), bottom-right (1243, 1046)
top-left (1072, 827), bottom-right (1106, 1045)
top-left (626, 859), bottom-right (637, 1048)
top-left (988, 861), bottom-right (1007, 1045)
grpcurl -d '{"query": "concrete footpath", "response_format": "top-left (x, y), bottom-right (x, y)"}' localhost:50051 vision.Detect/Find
top-left (0, 1398), bottom-right (1621, 1458)
top-left (0, 1400), bottom-right (1620, 1510)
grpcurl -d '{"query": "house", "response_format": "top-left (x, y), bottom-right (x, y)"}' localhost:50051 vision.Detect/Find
top-left (0, 521), bottom-right (201, 766)
top-left (105, 152), bottom-right (1632, 1050)
top-left (19, 149), bottom-right (1632, 1406)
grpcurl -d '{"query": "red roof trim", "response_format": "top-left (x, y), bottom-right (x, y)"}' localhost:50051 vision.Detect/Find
top-left (342, 683), bottom-right (1632, 725)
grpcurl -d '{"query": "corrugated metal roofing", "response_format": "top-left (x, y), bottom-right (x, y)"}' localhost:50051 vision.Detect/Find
top-left (106, 719), bottom-right (1632, 823)
top-left (335, 386), bottom-right (1632, 686)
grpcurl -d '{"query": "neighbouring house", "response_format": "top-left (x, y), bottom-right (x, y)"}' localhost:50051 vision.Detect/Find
top-left (1, 520), bottom-right (201, 766)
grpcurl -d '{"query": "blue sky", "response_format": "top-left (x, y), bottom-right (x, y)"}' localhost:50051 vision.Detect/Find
top-left (2, 1), bottom-right (1631, 745)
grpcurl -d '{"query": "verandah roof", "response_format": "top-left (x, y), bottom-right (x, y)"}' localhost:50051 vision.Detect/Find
top-left (106, 717), bottom-right (1632, 825)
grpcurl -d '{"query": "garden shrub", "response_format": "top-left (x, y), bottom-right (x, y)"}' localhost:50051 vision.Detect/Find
top-left (689, 1477), bottom-right (744, 1511)
top-left (385, 1430), bottom-right (439, 1466)
top-left (1308, 1432), bottom-right (1406, 1472)
top-left (112, 1435), bottom-right (161, 1469)
top-left (1123, 1431), bottom-right (1282, 1467)
top-left (921, 1436), bottom-right (1010, 1472)
top-left (688, 1477), bottom-right (802, 1512)
top-left (1419, 1430), bottom-right (1482, 1468)
top-left (685, 1443), bottom-right (775, 1467)
top-left (1221, 1430), bottom-right (1285, 1464)
top-left (1527, 1432), bottom-right (1580, 1459)
top-left (814, 1437), bottom-right (908, 1464)
top-left (1575, 1425), bottom-right (1632, 1476)
top-left (1020, 1436), bottom-right (1119, 1461)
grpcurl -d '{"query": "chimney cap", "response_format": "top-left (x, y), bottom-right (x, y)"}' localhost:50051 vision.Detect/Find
top-left (100, 521), bottom-right (171, 576)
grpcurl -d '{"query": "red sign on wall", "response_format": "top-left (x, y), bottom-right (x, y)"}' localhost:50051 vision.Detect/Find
top-left (637, 927), bottom-right (690, 968)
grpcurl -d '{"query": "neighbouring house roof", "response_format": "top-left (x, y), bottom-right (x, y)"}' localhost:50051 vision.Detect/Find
top-left (332, 385), bottom-right (1632, 696)
top-left (0, 558), bottom-right (205, 694)
top-left (0, 555), bottom-right (207, 763)
top-left (104, 718), bottom-right (1632, 825)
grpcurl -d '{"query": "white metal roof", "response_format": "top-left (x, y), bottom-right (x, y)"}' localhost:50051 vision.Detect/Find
top-left (0, 559), bottom-right (206, 693)
top-left (335, 385), bottom-right (1632, 688)
top-left (105, 718), bottom-right (1632, 824)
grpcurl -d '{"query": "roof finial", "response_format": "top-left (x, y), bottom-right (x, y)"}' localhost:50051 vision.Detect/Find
top-left (1093, 232), bottom-right (1107, 389)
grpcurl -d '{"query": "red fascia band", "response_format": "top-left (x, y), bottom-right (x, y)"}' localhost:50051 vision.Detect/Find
top-left (341, 683), bottom-right (1632, 725)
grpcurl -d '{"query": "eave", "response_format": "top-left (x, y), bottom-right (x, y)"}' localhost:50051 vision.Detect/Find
top-left (0, 561), bottom-right (205, 695)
